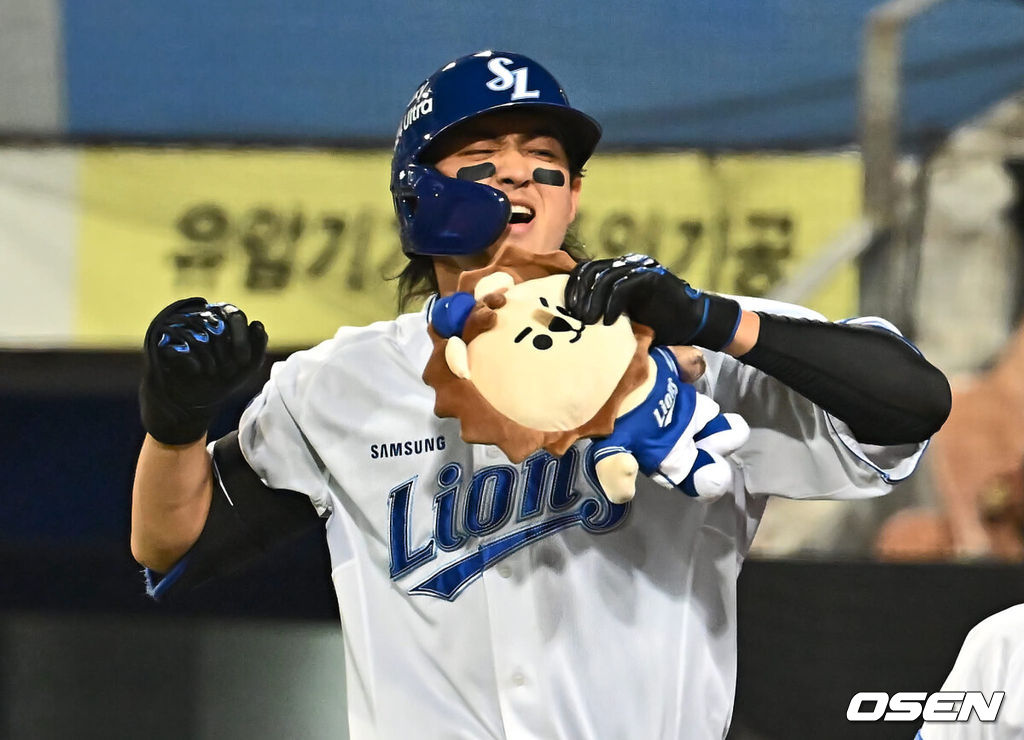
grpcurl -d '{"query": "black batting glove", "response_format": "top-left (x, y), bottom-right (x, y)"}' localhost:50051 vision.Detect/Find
top-left (563, 254), bottom-right (742, 350)
top-left (139, 297), bottom-right (268, 445)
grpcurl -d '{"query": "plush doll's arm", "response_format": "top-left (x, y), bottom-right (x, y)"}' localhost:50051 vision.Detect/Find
top-left (591, 395), bottom-right (749, 504)
top-left (593, 348), bottom-right (749, 503)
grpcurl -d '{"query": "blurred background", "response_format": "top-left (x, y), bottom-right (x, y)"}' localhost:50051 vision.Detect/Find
top-left (1, 0), bottom-right (1023, 737)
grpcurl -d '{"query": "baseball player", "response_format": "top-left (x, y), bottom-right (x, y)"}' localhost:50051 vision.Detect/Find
top-left (916, 604), bottom-right (1024, 739)
top-left (131, 51), bottom-right (952, 739)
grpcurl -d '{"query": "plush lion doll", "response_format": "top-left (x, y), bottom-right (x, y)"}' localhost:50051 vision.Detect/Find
top-left (423, 245), bottom-right (748, 503)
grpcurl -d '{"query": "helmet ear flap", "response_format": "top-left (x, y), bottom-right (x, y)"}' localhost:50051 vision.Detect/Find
top-left (397, 165), bottom-right (511, 256)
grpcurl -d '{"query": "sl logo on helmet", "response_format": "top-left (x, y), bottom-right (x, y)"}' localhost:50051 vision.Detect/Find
top-left (485, 57), bottom-right (540, 101)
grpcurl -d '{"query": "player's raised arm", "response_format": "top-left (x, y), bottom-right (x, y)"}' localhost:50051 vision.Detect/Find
top-left (131, 435), bottom-right (212, 573)
top-left (564, 254), bottom-right (952, 446)
top-left (130, 297), bottom-right (267, 572)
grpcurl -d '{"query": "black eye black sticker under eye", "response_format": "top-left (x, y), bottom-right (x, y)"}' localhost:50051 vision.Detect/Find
top-left (533, 168), bottom-right (566, 186)
top-left (456, 162), bottom-right (496, 181)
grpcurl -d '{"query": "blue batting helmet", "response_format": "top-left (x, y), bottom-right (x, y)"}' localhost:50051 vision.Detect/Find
top-left (391, 50), bottom-right (602, 256)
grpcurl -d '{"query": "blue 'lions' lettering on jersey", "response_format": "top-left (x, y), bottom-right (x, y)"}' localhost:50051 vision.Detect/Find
top-left (387, 444), bottom-right (629, 601)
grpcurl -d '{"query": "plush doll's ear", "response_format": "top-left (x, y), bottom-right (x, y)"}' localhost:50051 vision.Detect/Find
top-left (445, 336), bottom-right (471, 379)
top-left (474, 271), bottom-right (515, 299)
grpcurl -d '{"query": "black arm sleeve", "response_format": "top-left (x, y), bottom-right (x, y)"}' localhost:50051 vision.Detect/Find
top-left (148, 430), bottom-right (322, 599)
top-left (737, 313), bottom-right (951, 446)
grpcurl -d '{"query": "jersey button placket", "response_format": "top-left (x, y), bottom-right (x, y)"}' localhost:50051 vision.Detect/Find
top-left (481, 538), bottom-right (550, 732)
top-left (471, 443), bottom-right (555, 737)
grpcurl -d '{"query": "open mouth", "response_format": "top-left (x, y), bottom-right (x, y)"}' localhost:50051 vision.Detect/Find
top-left (509, 205), bottom-right (535, 225)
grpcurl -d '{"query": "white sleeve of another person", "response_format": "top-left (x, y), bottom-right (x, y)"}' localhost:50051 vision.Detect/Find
top-left (918, 604), bottom-right (1024, 740)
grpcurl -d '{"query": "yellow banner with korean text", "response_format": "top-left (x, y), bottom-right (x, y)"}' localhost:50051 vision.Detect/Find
top-left (75, 148), bottom-right (860, 349)
top-left (575, 153), bottom-right (860, 318)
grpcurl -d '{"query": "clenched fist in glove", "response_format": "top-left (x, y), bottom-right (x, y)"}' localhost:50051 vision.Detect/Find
top-left (139, 297), bottom-right (267, 445)
top-left (563, 254), bottom-right (742, 350)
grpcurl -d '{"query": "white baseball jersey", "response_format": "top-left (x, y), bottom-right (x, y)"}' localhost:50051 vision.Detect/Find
top-left (918, 604), bottom-right (1024, 740)
top-left (233, 295), bottom-right (925, 740)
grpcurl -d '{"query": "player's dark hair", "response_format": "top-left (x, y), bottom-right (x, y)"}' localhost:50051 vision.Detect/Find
top-left (393, 224), bottom-right (590, 313)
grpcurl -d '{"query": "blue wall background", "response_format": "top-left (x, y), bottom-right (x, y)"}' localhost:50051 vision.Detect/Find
top-left (49, 0), bottom-right (1024, 149)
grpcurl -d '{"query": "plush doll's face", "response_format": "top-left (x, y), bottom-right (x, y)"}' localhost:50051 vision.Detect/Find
top-left (452, 272), bottom-right (638, 432)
